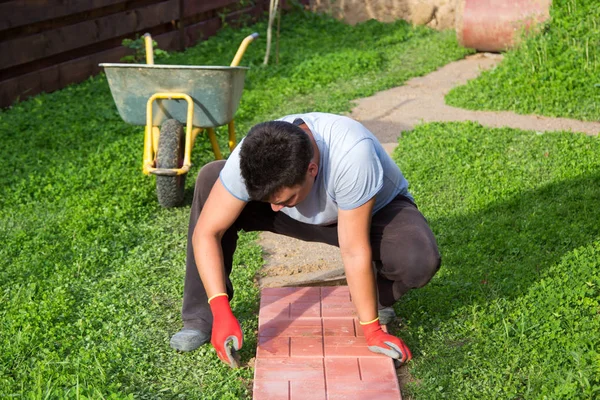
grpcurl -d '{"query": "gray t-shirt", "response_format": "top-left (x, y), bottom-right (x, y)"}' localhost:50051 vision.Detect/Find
top-left (220, 112), bottom-right (411, 225)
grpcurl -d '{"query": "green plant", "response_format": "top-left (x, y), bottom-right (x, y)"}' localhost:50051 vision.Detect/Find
top-left (120, 35), bottom-right (169, 63)
top-left (446, 0), bottom-right (600, 121)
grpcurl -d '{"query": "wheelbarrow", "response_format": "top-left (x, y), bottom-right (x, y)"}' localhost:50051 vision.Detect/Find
top-left (100, 32), bottom-right (258, 207)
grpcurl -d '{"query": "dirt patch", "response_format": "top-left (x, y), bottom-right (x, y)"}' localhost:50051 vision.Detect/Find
top-left (397, 364), bottom-right (420, 398)
top-left (308, 0), bottom-right (458, 30)
top-left (257, 232), bottom-right (345, 288)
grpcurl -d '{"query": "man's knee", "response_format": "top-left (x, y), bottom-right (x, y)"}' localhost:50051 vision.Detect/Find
top-left (196, 160), bottom-right (225, 186)
top-left (194, 160), bottom-right (226, 203)
top-left (380, 239), bottom-right (441, 289)
top-left (408, 251), bottom-right (441, 288)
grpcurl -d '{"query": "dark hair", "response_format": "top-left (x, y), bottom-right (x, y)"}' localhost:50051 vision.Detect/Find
top-left (239, 120), bottom-right (313, 201)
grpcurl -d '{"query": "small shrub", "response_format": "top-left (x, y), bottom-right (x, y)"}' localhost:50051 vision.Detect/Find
top-left (120, 35), bottom-right (169, 64)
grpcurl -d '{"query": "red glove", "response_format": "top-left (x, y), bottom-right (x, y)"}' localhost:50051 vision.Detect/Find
top-left (208, 294), bottom-right (243, 368)
top-left (361, 318), bottom-right (412, 364)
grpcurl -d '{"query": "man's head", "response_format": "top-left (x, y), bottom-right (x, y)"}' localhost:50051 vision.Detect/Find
top-left (239, 121), bottom-right (317, 207)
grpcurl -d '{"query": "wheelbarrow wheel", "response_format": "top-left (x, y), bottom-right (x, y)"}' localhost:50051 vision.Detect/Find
top-left (156, 119), bottom-right (186, 208)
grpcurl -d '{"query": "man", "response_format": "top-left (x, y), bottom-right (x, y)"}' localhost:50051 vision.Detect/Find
top-left (170, 112), bottom-right (441, 367)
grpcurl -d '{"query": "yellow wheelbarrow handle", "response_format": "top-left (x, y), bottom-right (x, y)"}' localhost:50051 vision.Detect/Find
top-left (143, 33), bottom-right (154, 65)
top-left (142, 31), bottom-right (259, 67)
top-left (231, 33), bottom-right (259, 67)
top-left (227, 33), bottom-right (259, 152)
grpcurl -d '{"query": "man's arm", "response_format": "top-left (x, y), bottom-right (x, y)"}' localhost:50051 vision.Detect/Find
top-left (337, 198), bottom-right (378, 323)
top-left (338, 197), bottom-right (412, 363)
top-left (192, 178), bottom-right (246, 298)
top-left (192, 178), bottom-right (247, 367)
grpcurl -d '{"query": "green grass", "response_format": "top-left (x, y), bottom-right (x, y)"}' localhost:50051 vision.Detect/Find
top-left (4, 7), bottom-right (598, 398)
top-left (391, 122), bottom-right (600, 398)
top-left (446, 0), bottom-right (600, 121)
top-left (0, 9), bottom-right (470, 399)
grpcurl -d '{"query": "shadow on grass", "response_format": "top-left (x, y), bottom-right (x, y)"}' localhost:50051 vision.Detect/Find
top-left (397, 169), bottom-right (600, 334)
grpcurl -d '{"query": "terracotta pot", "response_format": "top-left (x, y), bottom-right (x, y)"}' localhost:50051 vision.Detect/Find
top-left (457, 0), bottom-right (552, 52)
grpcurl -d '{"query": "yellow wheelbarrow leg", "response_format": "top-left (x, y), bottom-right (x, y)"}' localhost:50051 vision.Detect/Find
top-left (228, 121), bottom-right (236, 152)
top-left (143, 124), bottom-right (154, 176)
top-left (206, 128), bottom-right (223, 160)
top-left (152, 126), bottom-right (160, 155)
top-left (191, 127), bottom-right (202, 149)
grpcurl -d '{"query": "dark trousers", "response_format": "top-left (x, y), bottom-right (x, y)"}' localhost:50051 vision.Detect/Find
top-left (181, 161), bottom-right (441, 331)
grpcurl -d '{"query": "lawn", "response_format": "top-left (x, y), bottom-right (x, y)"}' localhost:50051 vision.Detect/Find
top-left (392, 122), bottom-right (600, 398)
top-left (446, 0), bottom-right (600, 121)
top-left (0, 9), bottom-right (470, 399)
top-left (2, 5), bottom-right (598, 399)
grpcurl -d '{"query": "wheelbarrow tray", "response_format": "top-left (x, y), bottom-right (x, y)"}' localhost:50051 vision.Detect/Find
top-left (100, 63), bottom-right (248, 127)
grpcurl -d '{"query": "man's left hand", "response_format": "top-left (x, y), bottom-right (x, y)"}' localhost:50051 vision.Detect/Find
top-left (361, 319), bottom-right (412, 363)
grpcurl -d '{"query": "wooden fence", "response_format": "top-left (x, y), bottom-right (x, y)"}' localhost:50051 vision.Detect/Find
top-left (0, 0), bottom-right (295, 108)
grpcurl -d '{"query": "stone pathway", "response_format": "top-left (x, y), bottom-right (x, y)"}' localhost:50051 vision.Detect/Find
top-left (351, 52), bottom-right (600, 145)
top-left (257, 52), bottom-right (600, 289)
top-left (253, 286), bottom-right (401, 400)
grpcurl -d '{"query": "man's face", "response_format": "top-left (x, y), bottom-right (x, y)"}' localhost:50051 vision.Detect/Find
top-left (269, 162), bottom-right (318, 212)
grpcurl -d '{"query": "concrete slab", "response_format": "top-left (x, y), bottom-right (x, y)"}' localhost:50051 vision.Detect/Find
top-left (253, 287), bottom-right (401, 400)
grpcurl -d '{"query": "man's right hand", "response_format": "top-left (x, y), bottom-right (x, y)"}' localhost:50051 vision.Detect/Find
top-left (208, 294), bottom-right (244, 368)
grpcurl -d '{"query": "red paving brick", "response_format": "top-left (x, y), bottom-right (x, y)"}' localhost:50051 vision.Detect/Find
top-left (253, 286), bottom-right (401, 400)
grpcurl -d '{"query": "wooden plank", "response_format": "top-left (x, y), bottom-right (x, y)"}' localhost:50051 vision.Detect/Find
top-left (0, 0), bottom-right (283, 108)
top-left (0, 0), bottom-right (128, 31)
top-left (0, 45), bottom-right (129, 108)
top-left (153, 30), bottom-right (180, 53)
top-left (0, 29), bottom-right (179, 109)
top-left (225, 1), bottom-right (270, 27)
top-left (182, 0), bottom-right (240, 18)
top-left (0, 0), bottom-right (178, 70)
top-left (1, 20), bottom-right (193, 108)
top-left (39, 65), bottom-right (60, 97)
top-left (183, 1), bottom-right (269, 48)
top-left (0, 75), bottom-right (19, 107)
top-left (61, 46), bottom-right (129, 85)
top-left (183, 18), bottom-right (221, 48)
